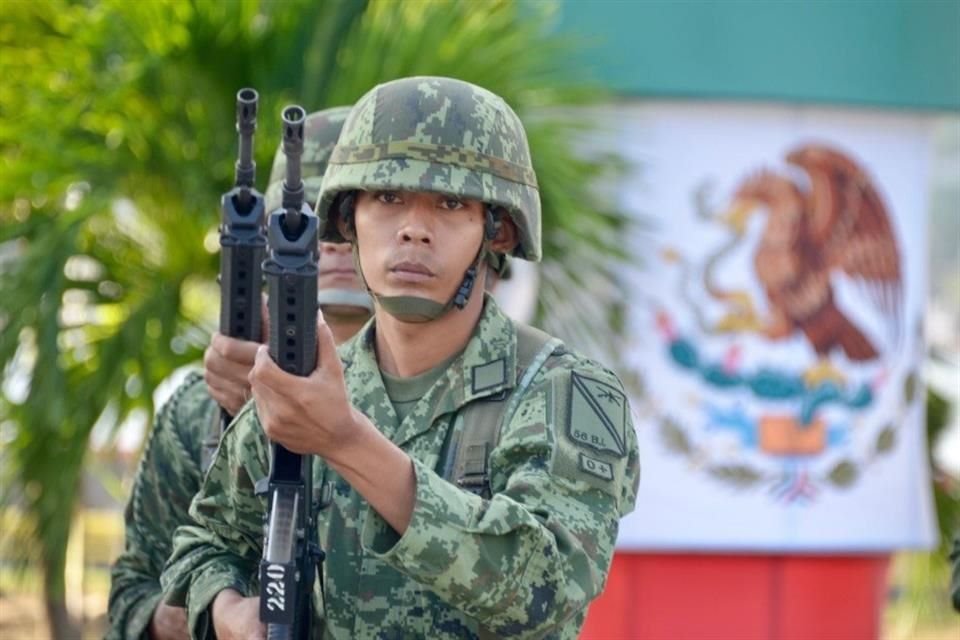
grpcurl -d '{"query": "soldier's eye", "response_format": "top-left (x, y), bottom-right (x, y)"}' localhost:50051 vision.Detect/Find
top-left (440, 197), bottom-right (464, 211)
top-left (375, 191), bottom-right (401, 204)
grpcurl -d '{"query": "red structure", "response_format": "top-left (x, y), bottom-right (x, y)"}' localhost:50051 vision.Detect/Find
top-left (581, 553), bottom-right (890, 639)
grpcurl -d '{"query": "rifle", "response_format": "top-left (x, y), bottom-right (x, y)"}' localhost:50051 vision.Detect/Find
top-left (205, 88), bottom-right (267, 465)
top-left (259, 105), bottom-right (322, 640)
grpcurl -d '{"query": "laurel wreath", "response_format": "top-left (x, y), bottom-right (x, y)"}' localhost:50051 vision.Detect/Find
top-left (658, 370), bottom-right (919, 493)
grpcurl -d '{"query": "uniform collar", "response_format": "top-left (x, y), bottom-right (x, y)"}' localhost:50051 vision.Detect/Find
top-left (339, 294), bottom-right (517, 446)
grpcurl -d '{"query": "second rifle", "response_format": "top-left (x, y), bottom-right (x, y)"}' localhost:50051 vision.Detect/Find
top-left (258, 105), bottom-right (322, 640)
top-left (207, 87), bottom-right (267, 465)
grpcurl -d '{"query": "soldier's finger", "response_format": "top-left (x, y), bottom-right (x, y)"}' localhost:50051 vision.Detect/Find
top-left (314, 314), bottom-right (343, 380)
top-left (252, 383), bottom-right (287, 439)
top-left (206, 381), bottom-right (246, 416)
top-left (203, 369), bottom-right (234, 400)
top-left (205, 348), bottom-right (256, 386)
top-left (248, 374), bottom-right (270, 415)
top-left (260, 294), bottom-right (270, 343)
top-left (211, 332), bottom-right (260, 365)
top-left (211, 385), bottom-right (248, 417)
top-left (250, 344), bottom-right (290, 391)
top-left (251, 339), bottom-right (320, 405)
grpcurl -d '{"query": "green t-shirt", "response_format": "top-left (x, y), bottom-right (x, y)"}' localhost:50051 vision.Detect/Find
top-left (381, 354), bottom-right (457, 424)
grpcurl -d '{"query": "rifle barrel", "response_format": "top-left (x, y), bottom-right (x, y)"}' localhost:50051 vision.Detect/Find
top-left (280, 105), bottom-right (306, 231)
top-left (235, 88), bottom-right (259, 194)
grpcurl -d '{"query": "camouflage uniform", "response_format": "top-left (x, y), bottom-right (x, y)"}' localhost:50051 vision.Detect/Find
top-left (107, 107), bottom-right (352, 639)
top-left (164, 296), bottom-right (639, 639)
top-left (107, 373), bottom-right (216, 639)
top-left (163, 77), bottom-right (640, 639)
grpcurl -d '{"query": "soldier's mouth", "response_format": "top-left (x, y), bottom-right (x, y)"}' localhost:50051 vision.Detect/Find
top-left (388, 261), bottom-right (436, 283)
top-left (389, 261), bottom-right (435, 276)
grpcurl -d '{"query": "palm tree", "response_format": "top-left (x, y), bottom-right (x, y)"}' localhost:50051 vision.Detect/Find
top-left (0, 0), bottom-right (630, 636)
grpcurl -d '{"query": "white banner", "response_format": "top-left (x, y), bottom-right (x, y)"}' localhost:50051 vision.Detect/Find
top-left (606, 102), bottom-right (937, 551)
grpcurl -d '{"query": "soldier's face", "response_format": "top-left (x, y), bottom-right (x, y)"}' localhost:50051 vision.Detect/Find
top-left (317, 241), bottom-right (362, 291)
top-left (352, 190), bottom-right (486, 302)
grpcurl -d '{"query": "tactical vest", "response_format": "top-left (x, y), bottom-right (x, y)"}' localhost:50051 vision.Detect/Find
top-left (440, 322), bottom-right (562, 640)
top-left (207, 323), bottom-right (562, 487)
top-left (237, 322), bottom-right (563, 640)
top-left (441, 322), bottom-right (564, 499)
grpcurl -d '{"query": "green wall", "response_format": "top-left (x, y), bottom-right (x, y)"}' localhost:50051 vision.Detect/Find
top-left (553, 0), bottom-right (960, 111)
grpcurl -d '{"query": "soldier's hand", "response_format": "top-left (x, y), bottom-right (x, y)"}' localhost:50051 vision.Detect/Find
top-left (250, 313), bottom-right (361, 457)
top-left (211, 589), bottom-right (265, 640)
top-left (204, 333), bottom-right (260, 415)
top-left (250, 313), bottom-right (416, 534)
top-left (148, 602), bottom-right (188, 640)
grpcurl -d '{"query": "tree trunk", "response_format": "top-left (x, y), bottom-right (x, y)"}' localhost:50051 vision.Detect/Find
top-left (44, 595), bottom-right (80, 640)
top-left (44, 567), bottom-right (80, 640)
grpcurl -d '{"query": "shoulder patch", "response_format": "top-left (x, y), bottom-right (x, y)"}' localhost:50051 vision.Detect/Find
top-left (578, 452), bottom-right (614, 481)
top-left (567, 372), bottom-right (627, 458)
top-left (472, 358), bottom-right (506, 393)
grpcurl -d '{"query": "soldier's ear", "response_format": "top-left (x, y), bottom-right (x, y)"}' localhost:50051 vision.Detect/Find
top-left (489, 213), bottom-right (518, 255)
top-left (335, 191), bottom-right (357, 241)
top-left (336, 216), bottom-right (355, 242)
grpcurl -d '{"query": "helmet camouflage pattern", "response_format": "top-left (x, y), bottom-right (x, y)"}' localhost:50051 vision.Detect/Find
top-left (317, 76), bottom-right (542, 262)
top-left (264, 106), bottom-right (351, 212)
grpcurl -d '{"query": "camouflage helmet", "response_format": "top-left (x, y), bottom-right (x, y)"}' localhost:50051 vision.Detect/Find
top-left (317, 76), bottom-right (541, 262)
top-left (264, 106), bottom-right (351, 212)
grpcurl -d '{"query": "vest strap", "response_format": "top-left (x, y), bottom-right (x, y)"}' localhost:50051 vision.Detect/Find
top-left (450, 322), bottom-right (562, 499)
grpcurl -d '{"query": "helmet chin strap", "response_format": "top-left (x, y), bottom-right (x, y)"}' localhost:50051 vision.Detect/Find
top-left (348, 203), bottom-right (501, 323)
top-left (317, 288), bottom-right (374, 314)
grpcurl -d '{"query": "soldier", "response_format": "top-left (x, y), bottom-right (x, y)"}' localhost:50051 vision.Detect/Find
top-left (107, 107), bottom-right (371, 640)
top-left (163, 76), bottom-right (641, 639)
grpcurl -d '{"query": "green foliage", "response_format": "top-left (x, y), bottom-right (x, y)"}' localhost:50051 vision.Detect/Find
top-left (0, 0), bottom-right (630, 632)
top-left (927, 388), bottom-right (960, 555)
top-left (660, 418), bottom-right (692, 455)
top-left (886, 388), bottom-right (960, 638)
top-left (707, 465), bottom-right (764, 488)
top-left (876, 425), bottom-right (896, 453)
top-left (826, 460), bottom-right (858, 488)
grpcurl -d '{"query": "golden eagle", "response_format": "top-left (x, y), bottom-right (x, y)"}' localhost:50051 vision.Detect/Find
top-left (719, 145), bottom-right (902, 379)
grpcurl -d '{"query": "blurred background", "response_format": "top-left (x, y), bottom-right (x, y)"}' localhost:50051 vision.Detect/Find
top-left (0, 1), bottom-right (956, 638)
